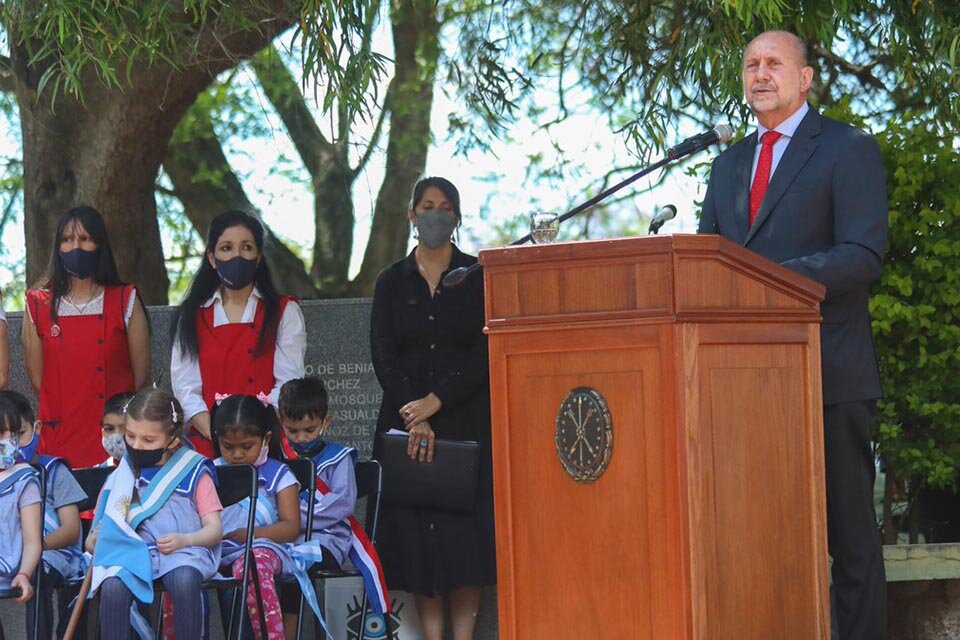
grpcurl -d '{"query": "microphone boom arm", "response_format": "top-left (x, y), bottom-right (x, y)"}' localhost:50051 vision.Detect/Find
top-left (442, 127), bottom-right (728, 287)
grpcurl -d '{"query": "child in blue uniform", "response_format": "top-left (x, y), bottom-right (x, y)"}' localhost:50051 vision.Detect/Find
top-left (0, 390), bottom-right (87, 640)
top-left (99, 392), bottom-right (135, 467)
top-left (213, 394), bottom-right (319, 639)
top-left (278, 376), bottom-right (360, 631)
top-left (87, 388), bottom-right (223, 640)
top-left (0, 397), bottom-right (42, 639)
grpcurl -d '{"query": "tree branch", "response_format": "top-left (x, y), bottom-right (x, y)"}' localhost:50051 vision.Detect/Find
top-left (352, 79), bottom-right (393, 176)
top-left (813, 45), bottom-right (887, 92)
top-left (250, 44), bottom-right (332, 178)
top-left (163, 105), bottom-right (318, 298)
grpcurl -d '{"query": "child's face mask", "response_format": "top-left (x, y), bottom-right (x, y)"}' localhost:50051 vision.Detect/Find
top-left (0, 437), bottom-right (20, 470)
top-left (102, 432), bottom-right (126, 460)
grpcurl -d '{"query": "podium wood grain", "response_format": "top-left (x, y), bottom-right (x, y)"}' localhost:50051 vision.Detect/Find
top-left (481, 235), bottom-right (829, 639)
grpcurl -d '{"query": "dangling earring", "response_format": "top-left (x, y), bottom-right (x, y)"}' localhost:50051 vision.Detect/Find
top-left (412, 225), bottom-right (419, 240)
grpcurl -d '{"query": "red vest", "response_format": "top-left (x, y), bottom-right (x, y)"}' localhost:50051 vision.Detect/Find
top-left (188, 295), bottom-right (293, 457)
top-left (27, 286), bottom-right (135, 468)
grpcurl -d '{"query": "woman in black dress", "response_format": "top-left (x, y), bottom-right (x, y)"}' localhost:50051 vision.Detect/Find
top-left (370, 176), bottom-right (495, 640)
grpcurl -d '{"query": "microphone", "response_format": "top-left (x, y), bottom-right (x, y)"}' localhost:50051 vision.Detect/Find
top-left (443, 124), bottom-right (730, 287)
top-left (666, 124), bottom-right (733, 160)
top-left (648, 204), bottom-right (677, 235)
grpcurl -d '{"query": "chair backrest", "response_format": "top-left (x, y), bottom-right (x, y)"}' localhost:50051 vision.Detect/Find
top-left (72, 467), bottom-right (113, 512)
top-left (354, 460), bottom-right (383, 543)
top-left (285, 457), bottom-right (316, 494)
top-left (214, 464), bottom-right (258, 508)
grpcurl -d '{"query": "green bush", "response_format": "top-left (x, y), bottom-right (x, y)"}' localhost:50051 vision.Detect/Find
top-left (870, 112), bottom-right (960, 534)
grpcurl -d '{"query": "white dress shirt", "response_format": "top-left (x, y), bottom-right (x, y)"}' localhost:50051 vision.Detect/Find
top-left (750, 102), bottom-right (810, 183)
top-left (170, 287), bottom-right (307, 421)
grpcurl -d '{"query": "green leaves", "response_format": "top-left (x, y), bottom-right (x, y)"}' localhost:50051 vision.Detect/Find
top-left (1, 0), bottom-right (387, 120)
top-left (872, 111), bottom-right (960, 492)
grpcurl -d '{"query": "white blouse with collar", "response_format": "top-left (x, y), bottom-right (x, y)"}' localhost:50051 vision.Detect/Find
top-left (170, 287), bottom-right (307, 421)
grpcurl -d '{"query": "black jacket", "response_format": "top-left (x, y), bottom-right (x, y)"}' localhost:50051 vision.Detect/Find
top-left (699, 108), bottom-right (888, 405)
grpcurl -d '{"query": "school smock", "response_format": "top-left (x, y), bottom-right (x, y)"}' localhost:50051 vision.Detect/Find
top-left (0, 464), bottom-right (41, 589)
top-left (134, 459), bottom-right (223, 580)
top-left (35, 454), bottom-right (87, 580)
top-left (171, 287), bottom-right (306, 457)
top-left (215, 457), bottom-right (301, 569)
top-left (26, 286), bottom-right (138, 468)
top-left (297, 441), bottom-right (357, 568)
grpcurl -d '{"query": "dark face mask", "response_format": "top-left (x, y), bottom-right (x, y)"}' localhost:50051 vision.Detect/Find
top-left (17, 433), bottom-right (40, 463)
top-left (59, 247), bottom-right (100, 279)
top-left (126, 440), bottom-right (176, 469)
top-left (290, 435), bottom-right (325, 458)
top-left (215, 256), bottom-right (259, 290)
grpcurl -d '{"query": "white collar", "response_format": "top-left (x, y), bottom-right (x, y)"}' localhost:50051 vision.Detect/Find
top-left (201, 286), bottom-right (262, 308)
top-left (756, 102), bottom-right (809, 140)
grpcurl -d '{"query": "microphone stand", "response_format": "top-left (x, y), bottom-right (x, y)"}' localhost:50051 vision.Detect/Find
top-left (443, 136), bottom-right (717, 287)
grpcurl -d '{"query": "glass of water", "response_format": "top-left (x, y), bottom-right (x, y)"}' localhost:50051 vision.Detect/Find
top-left (530, 212), bottom-right (560, 244)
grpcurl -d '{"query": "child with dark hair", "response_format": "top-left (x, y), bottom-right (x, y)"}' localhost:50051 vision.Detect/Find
top-left (87, 388), bottom-right (222, 640)
top-left (0, 390), bottom-right (87, 640)
top-left (213, 394), bottom-right (325, 639)
top-left (99, 391), bottom-right (136, 467)
top-left (0, 397), bottom-right (42, 639)
top-left (277, 376), bottom-right (388, 631)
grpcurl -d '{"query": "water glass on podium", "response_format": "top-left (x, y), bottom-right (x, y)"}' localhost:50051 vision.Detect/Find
top-left (530, 212), bottom-right (559, 243)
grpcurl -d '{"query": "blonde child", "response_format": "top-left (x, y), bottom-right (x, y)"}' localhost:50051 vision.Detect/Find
top-left (87, 389), bottom-right (222, 639)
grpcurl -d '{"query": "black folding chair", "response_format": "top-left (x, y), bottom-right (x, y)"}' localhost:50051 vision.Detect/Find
top-left (287, 459), bottom-right (385, 640)
top-left (154, 463), bottom-right (260, 640)
top-left (0, 463), bottom-right (46, 640)
top-left (56, 465), bottom-right (113, 636)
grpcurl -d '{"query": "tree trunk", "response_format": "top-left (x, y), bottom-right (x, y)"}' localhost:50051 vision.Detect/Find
top-left (163, 107), bottom-right (318, 299)
top-left (8, 8), bottom-right (295, 304)
top-left (352, 0), bottom-right (440, 295)
top-left (250, 47), bottom-right (355, 291)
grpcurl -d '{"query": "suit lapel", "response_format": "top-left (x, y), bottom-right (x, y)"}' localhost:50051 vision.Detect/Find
top-left (730, 133), bottom-right (755, 244)
top-left (745, 109), bottom-right (822, 246)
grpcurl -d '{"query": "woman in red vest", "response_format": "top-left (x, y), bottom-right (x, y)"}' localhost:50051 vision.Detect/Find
top-left (21, 206), bottom-right (151, 468)
top-left (170, 210), bottom-right (306, 457)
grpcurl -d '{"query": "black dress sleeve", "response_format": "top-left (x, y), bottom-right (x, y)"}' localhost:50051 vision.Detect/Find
top-left (431, 273), bottom-right (489, 409)
top-left (370, 268), bottom-right (416, 409)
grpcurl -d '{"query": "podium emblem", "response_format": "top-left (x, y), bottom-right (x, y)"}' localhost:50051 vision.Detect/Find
top-left (555, 387), bottom-right (613, 483)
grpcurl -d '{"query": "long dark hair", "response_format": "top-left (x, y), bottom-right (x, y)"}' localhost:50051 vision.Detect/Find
top-left (210, 394), bottom-right (284, 459)
top-left (36, 206), bottom-right (126, 325)
top-left (171, 210), bottom-right (282, 359)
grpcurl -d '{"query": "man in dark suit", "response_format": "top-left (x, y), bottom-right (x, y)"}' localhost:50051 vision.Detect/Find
top-left (698, 30), bottom-right (888, 640)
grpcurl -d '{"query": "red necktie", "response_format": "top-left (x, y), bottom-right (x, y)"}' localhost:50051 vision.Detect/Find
top-left (749, 130), bottom-right (782, 226)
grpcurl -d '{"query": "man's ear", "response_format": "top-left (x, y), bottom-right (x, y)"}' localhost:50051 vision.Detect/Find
top-left (33, 420), bottom-right (42, 437)
top-left (321, 414), bottom-right (333, 431)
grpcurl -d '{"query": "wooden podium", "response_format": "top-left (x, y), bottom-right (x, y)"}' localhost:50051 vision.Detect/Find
top-left (480, 234), bottom-right (830, 639)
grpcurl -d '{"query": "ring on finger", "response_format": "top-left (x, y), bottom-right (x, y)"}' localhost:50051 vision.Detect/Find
top-left (419, 438), bottom-right (429, 447)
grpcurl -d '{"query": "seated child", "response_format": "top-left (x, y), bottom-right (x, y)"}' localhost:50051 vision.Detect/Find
top-left (0, 397), bottom-right (42, 636)
top-left (0, 390), bottom-right (87, 640)
top-left (99, 392), bottom-right (135, 467)
top-left (86, 389), bottom-right (223, 640)
top-left (278, 377), bottom-right (389, 631)
top-left (213, 394), bottom-right (323, 640)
